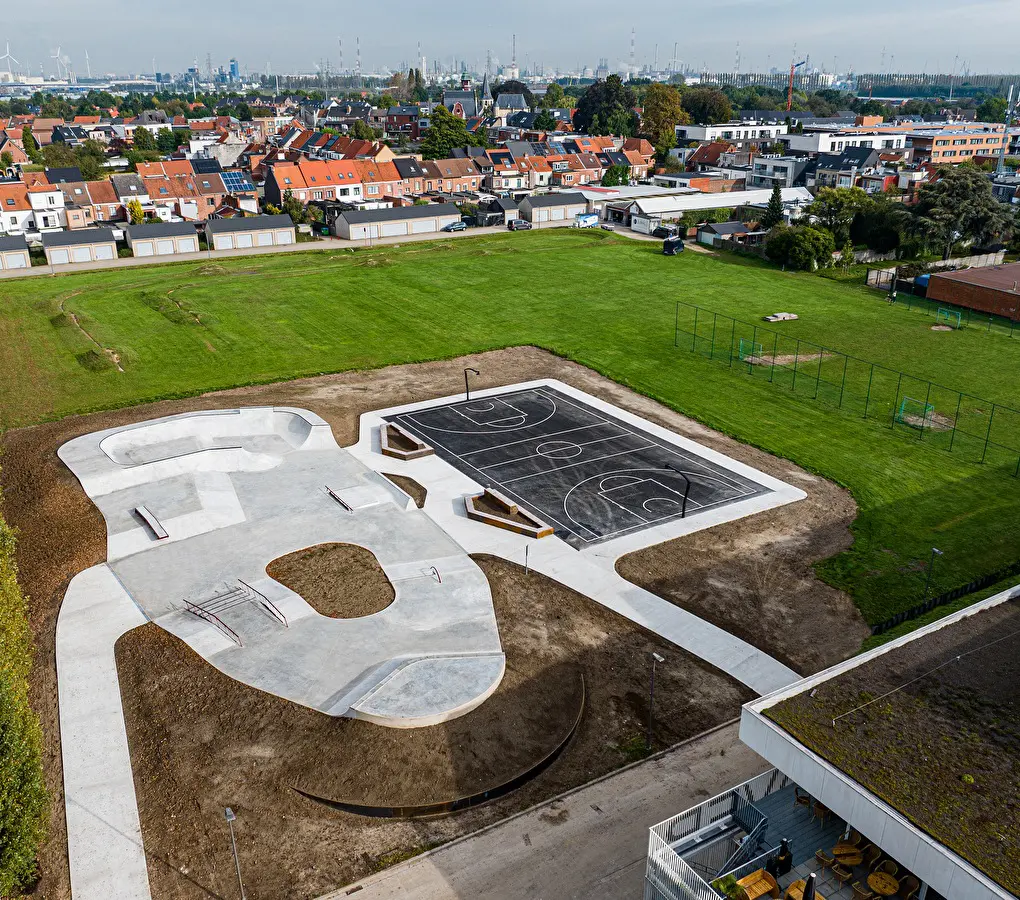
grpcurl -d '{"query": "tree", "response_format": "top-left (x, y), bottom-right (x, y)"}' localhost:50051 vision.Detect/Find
top-left (379, 93), bottom-right (397, 110)
top-left (542, 82), bottom-right (566, 109)
top-left (127, 198), bottom-right (145, 225)
top-left (642, 83), bottom-right (689, 150)
top-left (851, 198), bottom-right (908, 254)
top-left (761, 185), bottom-right (785, 231)
top-left (491, 79), bottom-right (535, 109)
top-left (348, 119), bottom-right (376, 141)
top-left (281, 189), bottom-right (308, 224)
top-left (533, 108), bottom-right (557, 132)
top-left (21, 125), bottom-right (40, 163)
top-left (133, 128), bottom-right (157, 151)
top-left (420, 105), bottom-right (475, 159)
top-left (977, 96), bottom-right (1008, 123)
top-left (155, 127), bottom-right (180, 154)
top-left (0, 151), bottom-right (12, 171)
top-left (601, 164), bottom-right (631, 187)
top-left (839, 236), bottom-right (856, 273)
top-left (75, 140), bottom-right (108, 181)
top-left (912, 166), bottom-right (1014, 258)
top-left (807, 186), bottom-right (873, 243)
top-left (765, 225), bottom-right (834, 270)
top-left (681, 87), bottom-right (732, 125)
top-left (573, 75), bottom-right (638, 135)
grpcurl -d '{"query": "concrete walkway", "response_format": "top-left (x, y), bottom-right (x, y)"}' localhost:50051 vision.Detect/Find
top-left (57, 565), bottom-right (152, 900)
top-left (319, 722), bottom-right (768, 900)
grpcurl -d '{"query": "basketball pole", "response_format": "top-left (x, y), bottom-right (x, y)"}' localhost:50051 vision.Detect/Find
top-left (666, 464), bottom-right (692, 518)
top-left (464, 367), bottom-right (479, 400)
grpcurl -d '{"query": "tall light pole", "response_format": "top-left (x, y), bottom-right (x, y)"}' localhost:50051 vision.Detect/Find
top-left (646, 652), bottom-right (665, 750)
top-left (923, 548), bottom-right (943, 599)
top-left (224, 808), bottom-right (246, 900)
top-left (464, 367), bottom-right (479, 400)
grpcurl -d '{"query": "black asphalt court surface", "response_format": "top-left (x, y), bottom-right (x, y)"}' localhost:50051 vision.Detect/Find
top-left (387, 387), bottom-right (772, 549)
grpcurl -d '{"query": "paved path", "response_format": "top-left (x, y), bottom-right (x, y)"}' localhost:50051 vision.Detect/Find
top-left (57, 565), bottom-right (152, 900)
top-left (319, 722), bottom-right (767, 900)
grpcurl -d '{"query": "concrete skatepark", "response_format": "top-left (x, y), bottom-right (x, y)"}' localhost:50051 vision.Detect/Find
top-left (56, 381), bottom-right (808, 900)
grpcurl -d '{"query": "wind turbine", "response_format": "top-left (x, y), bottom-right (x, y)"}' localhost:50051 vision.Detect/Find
top-left (84, 48), bottom-right (91, 78)
top-left (0, 42), bottom-right (18, 82)
top-left (50, 46), bottom-right (63, 79)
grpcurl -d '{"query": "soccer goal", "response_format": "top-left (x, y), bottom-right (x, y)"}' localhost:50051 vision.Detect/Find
top-left (896, 396), bottom-right (936, 430)
top-left (936, 307), bottom-right (963, 329)
top-left (738, 338), bottom-right (764, 362)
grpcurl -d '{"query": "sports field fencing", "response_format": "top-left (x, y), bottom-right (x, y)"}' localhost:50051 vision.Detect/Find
top-left (883, 288), bottom-right (1020, 338)
top-left (673, 301), bottom-right (1020, 477)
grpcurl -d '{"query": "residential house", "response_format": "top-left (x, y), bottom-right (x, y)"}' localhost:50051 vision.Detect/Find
top-left (443, 91), bottom-right (480, 119)
top-left (676, 119), bottom-right (789, 145)
top-left (785, 128), bottom-right (909, 154)
top-left (333, 203), bottom-right (461, 240)
top-left (0, 133), bottom-right (30, 167)
top-left (110, 173), bottom-right (151, 219)
top-left (0, 182), bottom-right (33, 235)
top-left (52, 124), bottom-right (89, 147)
top-left (28, 183), bottom-right (67, 230)
top-left (422, 158), bottom-right (484, 193)
top-left (205, 214), bottom-right (296, 251)
top-left (45, 166), bottom-right (85, 184)
top-left (125, 222), bottom-right (200, 257)
top-left (746, 156), bottom-right (811, 189)
top-left (812, 147), bottom-right (884, 189)
top-left (493, 93), bottom-right (529, 122)
top-left (392, 157), bottom-right (427, 195)
top-left (30, 118), bottom-right (66, 147)
top-left (42, 227), bottom-right (117, 266)
top-left (264, 158), bottom-right (363, 206)
top-left (696, 221), bottom-right (751, 246)
top-left (384, 106), bottom-right (423, 140)
top-left (0, 234), bottom-right (30, 270)
top-left (907, 125), bottom-right (1007, 164)
top-left (622, 137), bottom-right (656, 167)
top-left (355, 159), bottom-right (404, 202)
top-left (517, 191), bottom-right (588, 223)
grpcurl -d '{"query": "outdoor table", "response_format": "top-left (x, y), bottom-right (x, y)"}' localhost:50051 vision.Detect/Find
top-left (832, 843), bottom-right (864, 866)
top-left (868, 872), bottom-right (900, 896)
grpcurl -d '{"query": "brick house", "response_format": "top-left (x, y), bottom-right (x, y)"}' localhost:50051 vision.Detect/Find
top-left (422, 158), bottom-right (484, 193)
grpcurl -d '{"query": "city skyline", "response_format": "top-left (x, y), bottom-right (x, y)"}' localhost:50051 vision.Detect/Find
top-left (4, 0), bottom-right (1020, 80)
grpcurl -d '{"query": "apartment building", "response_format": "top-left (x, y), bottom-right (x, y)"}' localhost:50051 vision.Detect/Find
top-left (676, 120), bottom-right (789, 144)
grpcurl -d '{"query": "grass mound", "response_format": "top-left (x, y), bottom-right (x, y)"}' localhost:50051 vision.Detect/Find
top-left (75, 349), bottom-right (114, 371)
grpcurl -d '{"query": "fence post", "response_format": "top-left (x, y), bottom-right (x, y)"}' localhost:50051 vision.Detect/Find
top-left (814, 347), bottom-right (824, 399)
top-left (838, 355), bottom-right (849, 408)
top-left (980, 404), bottom-right (996, 463)
top-left (949, 393), bottom-right (963, 451)
top-left (890, 372), bottom-right (903, 428)
top-left (749, 325), bottom-right (757, 374)
top-left (918, 381), bottom-right (933, 440)
top-left (673, 302), bottom-right (680, 348)
top-left (769, 333), bottom-right (778, 383)
top-left (791, 341), bottom-right (800, 392)
top-left (691, 306), bottom-right (699, 353)
top-left (864, 364), bottom-right (875, 419)
top-left (728, 317), bottom-right (736, 367)
top-left (709, 312), bottom-right (718, 360)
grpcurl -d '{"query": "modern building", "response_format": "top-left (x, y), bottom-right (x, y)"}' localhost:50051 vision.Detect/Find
top-left (645, 585), bottom-right (1020, 900)
top-left (205, 214), bottom-right (296, 251)
top-left (926, 263), bottom-right (1020, 321)
top-left (333, 203), bottom-right (461, 240)
top-left (906, 126), bottom-right (1008, 164)
top-left (125, 222), bottom-right (200, 257)
top-left (41, 228), bottom-right (117, 266)
top-left (676, 120), bottom-right (789, 144)
top-left (746, 156), bottom-right (812, 189)
top-left (0, 233), bottom-right (31, 270)
top-left (517, 191), bottom-right (588, 223)
top-left (785, 130), bottom-right (910, 154)
top-left (612, 187), bottom-right (813, 233)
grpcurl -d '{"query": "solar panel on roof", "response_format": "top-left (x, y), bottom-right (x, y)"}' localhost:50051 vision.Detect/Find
top-left (221, 171), bottom-right (255, 193)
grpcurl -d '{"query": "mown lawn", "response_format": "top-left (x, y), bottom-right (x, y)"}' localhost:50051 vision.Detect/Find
top-left (1, 230), bottom-right (1019, 625)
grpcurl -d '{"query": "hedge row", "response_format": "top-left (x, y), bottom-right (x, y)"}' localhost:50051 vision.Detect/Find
top-left (0, 513), bottom-right (48, 895)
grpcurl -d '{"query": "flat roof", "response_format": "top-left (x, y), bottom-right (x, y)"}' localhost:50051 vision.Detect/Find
top-left (929, 262), bottom-right (1020, 294)
top-left (762, 594), bottom-right (1020, 895)
top-left (42, 228), bottom-right (116, 248)
top-left (205, 214), bottom-right (294, 234)
top-left (338, 202), bottom-right (460, 224)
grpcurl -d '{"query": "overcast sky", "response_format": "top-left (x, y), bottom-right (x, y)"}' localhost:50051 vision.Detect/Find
top-left (4, 0), bottom-right (1019, 79)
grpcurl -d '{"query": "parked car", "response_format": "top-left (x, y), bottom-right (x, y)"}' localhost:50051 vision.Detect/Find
top-left (652, 225), bottom-right (678, 239)
top-left (508, 219), bottom-right (533, 231)
top-left (600, 223), bottom-right (615, 231)
top-left (663, 236), bottom-right (685, 256)
top-left (441, 221), bottom-right (467, 232)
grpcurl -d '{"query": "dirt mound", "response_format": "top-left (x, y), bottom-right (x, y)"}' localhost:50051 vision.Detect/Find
top-left (267, 543), bottom-right (394, 618)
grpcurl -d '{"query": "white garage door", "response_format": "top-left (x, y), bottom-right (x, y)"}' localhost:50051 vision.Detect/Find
top-left (134, 241), bottom-right (154, 257)
top-left (551, 208), bottom-right (565, 221)
top-left (213, 234), bottom-right (233, 251)
top-left (179, 238), bottom-right (197, 253)
top-left (275, 231), bottom-right (293, 245)
top-left (411, 219), bottom-right (435, 234)
top-left (235, 233), bottom-right (254, 249)
top-left (95, 245), bottom-right (114, 260)
top-left (4, 252), bottom-right (28, 269)
top-left (381, 222), bottom-right (408, 237)
top-left (50, 248), bottom-right (70, 265)
top-left (72, 246), bottom-right (91, 263)
top-left (156, 240), bottom-right (175, 255)
top-left (537, 209), bottom-right (550, 222)
top-left (257, 232), bottom-right (274, 246)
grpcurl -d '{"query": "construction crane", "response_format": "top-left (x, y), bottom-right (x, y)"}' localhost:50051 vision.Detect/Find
top-left (787, 58), bottom-right (806, 111)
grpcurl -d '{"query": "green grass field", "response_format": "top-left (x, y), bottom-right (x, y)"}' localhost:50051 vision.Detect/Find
top-left (1, 230), bottom-right (1019, 626)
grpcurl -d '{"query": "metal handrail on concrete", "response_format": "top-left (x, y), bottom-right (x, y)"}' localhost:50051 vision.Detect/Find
top-left (238, 579), bottom-right (288, 628)
top-left (180, 599), bottom-right (243, 647)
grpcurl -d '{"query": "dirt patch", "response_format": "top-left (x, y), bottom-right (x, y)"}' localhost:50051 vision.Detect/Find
top-left (745, 351), bottom-right (833, 367)
top-left (899, 411), bottom-right (955, 432)
top-left (112, 554), bottom-right (748, 899)
top-left (381, 473), bottom-right (427, 508)
top-left (266, 543), bottom-right (394, 618)
top-left (0, 346), bottom-right (857, 897)
top-left (931, 324), bottom-right (954, 332)
top-left (384, 424), bottom-right (423, 453)
top-left (471, 491), bottom-right (536, 526)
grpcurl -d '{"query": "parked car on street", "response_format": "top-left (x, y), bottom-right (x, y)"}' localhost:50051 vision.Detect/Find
top-left (652, 225), bottom-right (678, 239)
top-left (508, 219), bottom-right (533, 231)
top-left (600, 223), bottom-right (615, 231)
top-left (441, 221), bottom-right (467, 232)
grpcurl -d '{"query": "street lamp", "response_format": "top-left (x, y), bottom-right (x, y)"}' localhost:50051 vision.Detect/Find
top-left (224, 808), bottom-right (246, 900)
top-left (646, 652), bottom-right (665, 751)
top-left (923, 547), bottom-right (944, 599)
top-left (464, 367), bottom-right (479, 400)
top-left (666, 464), bottom-right (692, 518)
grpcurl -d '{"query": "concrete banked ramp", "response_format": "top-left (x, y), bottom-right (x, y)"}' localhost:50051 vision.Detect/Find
top-left (58, 406), bottom-right (505, 726)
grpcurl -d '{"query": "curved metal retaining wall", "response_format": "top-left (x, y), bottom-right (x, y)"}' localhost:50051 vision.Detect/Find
top-left (296, 675), bottom-right (586, 819)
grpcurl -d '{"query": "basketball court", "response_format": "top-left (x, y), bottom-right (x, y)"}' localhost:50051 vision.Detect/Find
top-left (387, 386), bottom-right (772, 549)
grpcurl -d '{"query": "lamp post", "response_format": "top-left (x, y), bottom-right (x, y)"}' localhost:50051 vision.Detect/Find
top-left (224, 807), bottom-right (246, 900)
top-left (666, 464), bottom-right (692, 518)
top-left (923, 547), bottom-right (943, 599)
top-left (464, 367), bottom-right (479, 400)
top-left (646, 652), bottom-right (665, 750)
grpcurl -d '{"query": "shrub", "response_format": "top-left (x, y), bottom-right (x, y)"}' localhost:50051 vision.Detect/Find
top-left (0, 515), bottom-right (49, 895)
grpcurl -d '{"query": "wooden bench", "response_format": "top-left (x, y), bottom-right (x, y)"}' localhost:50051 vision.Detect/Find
top-left (737, 869), bottom-right (780, 900)
top-left (135, 505), bottom-right (168, 540)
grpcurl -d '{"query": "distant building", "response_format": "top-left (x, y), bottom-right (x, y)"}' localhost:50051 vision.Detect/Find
top-left (927, 263), bottom-right (1020, 321)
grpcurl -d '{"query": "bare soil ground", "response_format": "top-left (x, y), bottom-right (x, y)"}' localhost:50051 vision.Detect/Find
top-left (113, 554), bottom-right (750, 899)
top-left (471, 491), bottom-right (537, 525)
top-left (379, 473), bottom-right (427, 508)
top-left (0, 346), bottom-right (862, 898)
top-left (266, 544), bottom-right (394, 619)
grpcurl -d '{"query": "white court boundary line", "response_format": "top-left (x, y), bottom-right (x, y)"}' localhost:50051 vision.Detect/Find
top-left (403, 389), bottom-right (556, 435)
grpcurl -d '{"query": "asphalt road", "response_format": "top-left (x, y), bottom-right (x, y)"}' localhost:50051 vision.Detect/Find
top-left (318, 721), bottom-right (767, 900)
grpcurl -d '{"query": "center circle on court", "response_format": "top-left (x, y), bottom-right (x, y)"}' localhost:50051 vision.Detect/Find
top-left (536, 441), bottom-right (583, 459)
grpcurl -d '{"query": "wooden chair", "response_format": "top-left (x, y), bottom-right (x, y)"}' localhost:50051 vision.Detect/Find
top-left (848, 829), bottom-right (865, 846)
top-left (852, 883), bottom-right (875, 900)
top-left (898, 875), bottom-right (920, 899)
top-left (832, 864), bottom-right (854, 887)
top-left (815, 849), bottom-right (835, 869)
top-left (812, 801), bottom-right (831, 827)
top-left (794, 787), bottom-right (811, 809)
top-left (875, 859), bottom-right (899, 877)
top-left (862, 846), bottom-right (882, 870)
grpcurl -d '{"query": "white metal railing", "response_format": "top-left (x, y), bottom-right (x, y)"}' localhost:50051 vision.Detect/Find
top-left (719, 845), bottom-right (783, 884)
top-left (645, 831), bottom-right (719, 900)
